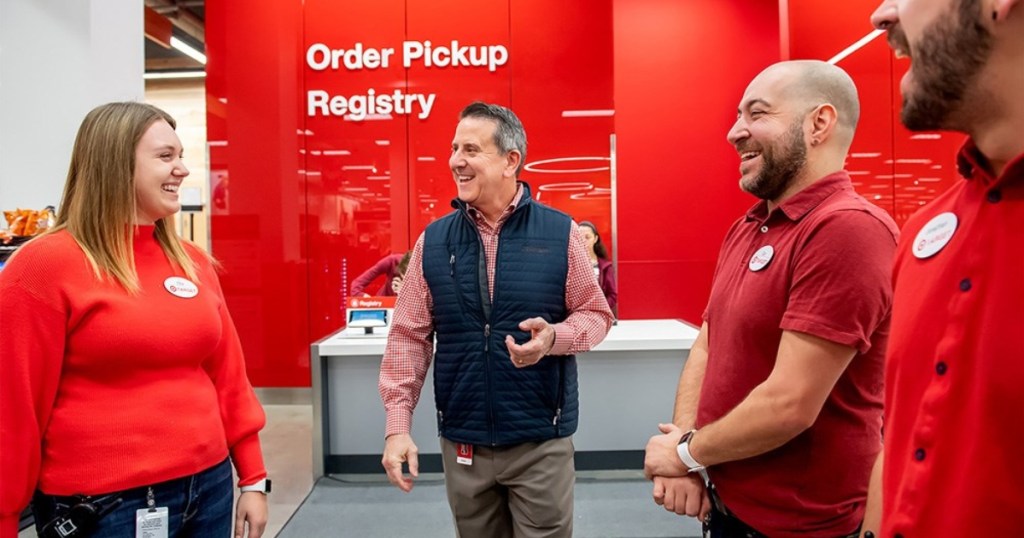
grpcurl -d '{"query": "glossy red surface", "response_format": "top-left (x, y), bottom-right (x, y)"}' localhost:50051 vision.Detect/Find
top-left (208, 0), bottom-right (964, 386)
top-left (207, 0), bottom-right (308, 387)
top-left (613, 0), bottom-right (782, 323)
top-left (787, 0), bottom-right (966, 225)
top-left (209, 0), bottom-right (612, 386)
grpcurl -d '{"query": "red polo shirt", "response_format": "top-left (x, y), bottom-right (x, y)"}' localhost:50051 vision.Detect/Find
top-left (700, 172), bottom-right (899, 537)
top-left (882, 143), bottom-right (1024, 538)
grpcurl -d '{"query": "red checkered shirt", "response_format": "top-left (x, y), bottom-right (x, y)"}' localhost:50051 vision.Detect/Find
top-left (379, 186), bottom-right (614, 437)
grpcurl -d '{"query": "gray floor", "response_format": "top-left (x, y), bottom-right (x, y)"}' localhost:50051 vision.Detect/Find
top-left (278, 473), bottom-right (703, 538)
top-left (19, 403), bottom-right (703, 537)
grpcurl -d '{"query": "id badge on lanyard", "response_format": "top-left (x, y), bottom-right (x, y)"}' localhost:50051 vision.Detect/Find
top-left (135, 487), bottom-right (169, 538)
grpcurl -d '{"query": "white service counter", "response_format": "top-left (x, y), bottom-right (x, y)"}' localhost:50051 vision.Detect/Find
top-left (311, 319), bottom-right (699, 477)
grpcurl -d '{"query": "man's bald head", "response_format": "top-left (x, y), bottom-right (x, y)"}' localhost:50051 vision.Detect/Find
top-left (755, 60), bottom-right (861, 146)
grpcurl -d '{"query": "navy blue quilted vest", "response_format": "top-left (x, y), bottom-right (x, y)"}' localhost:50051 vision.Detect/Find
top-left (422, 183), bottom-right (578, 446)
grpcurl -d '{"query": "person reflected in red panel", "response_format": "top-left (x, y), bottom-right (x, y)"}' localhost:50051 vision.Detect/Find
top-left (350, 251), bottom-right (410, 297)
top-left (0, 103), bottom-right (269, 538)
top-left (642, 61), bottom-right (899, 538)
top-left (578, 220), bottom-right (617, 316)
top-left (379, 102), bottom-right (613, 538)
top-left (860, 1), bottom-right (1024, 537)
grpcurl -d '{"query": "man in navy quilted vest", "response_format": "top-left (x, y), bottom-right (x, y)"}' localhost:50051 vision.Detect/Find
top-left (379, 101), bottom-right (613, 538)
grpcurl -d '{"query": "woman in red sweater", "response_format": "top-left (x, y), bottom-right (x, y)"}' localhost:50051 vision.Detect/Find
top-left (0, 103), bottom-right (268, 538)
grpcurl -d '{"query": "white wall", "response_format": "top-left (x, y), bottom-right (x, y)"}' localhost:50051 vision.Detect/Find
top-left (0, 0), bottom-right (142, 212)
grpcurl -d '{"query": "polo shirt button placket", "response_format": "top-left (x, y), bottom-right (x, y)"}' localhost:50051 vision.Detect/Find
top-left (987, 189), bottom-right (1002, 203)
top-left (959, 278), bottom-right (972, 292)
top-left (914, 448), bottom-right (927, 461)
top-left (936, 361), bottom-right (948, 375)
top-left (759, 225), bottom-right (768, 234)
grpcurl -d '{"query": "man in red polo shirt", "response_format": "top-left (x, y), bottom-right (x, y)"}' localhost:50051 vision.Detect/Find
top-left (643, 60), bottom-right (899, 537)
top-left (860, 1), bottom-right (1024, 537)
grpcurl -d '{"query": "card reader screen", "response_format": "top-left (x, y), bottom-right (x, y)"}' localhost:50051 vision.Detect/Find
top-left (348, 309), bottom-right (388, 327)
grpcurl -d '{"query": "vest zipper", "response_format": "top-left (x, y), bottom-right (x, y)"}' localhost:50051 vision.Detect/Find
top-left (484, 322), bottom-right (496, 446)
top-left (437, 410), bottom-right (444, 435)
top-left (553, 408), bottom-right (562, 426)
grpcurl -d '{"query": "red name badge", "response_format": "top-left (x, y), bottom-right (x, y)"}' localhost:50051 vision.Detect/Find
top-left (456, 443), bottom-right (473, 466)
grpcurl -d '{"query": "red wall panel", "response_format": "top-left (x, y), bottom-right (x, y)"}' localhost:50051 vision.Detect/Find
top-left (207, 0), bottom-right (308, 387)
top-left (787, 0), bottom-right (965, 226)
top-left (612, 0), bottom-right (782, 324)
top-left (303, 0), bottom-right (409, 345)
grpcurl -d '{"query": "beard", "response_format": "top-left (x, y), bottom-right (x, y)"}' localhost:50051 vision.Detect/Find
top-left (741, 120), bottom-right (807, 201)
top-left (895, 0), bottom-right (993, 130)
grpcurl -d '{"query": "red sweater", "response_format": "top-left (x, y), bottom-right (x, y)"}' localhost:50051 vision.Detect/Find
top-left (0, 227), bottom-right (266, 537)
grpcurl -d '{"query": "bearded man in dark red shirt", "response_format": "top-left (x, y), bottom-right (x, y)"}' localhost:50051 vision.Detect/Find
top-left (644, 60), bottom-right (899, 538)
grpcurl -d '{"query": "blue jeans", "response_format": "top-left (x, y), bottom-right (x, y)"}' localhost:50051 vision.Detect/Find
top-left (33, 458), bottom-right (233, 538)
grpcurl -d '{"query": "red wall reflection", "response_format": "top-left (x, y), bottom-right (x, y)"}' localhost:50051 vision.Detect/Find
top-left (209, 0), bottom-right (613, 386)
top-left (208, 0), bottom-right (965, 387)
top-left (787, 0), bottom-right (966, 225)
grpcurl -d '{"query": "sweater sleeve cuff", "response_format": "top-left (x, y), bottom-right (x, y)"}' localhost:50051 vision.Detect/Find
top-left (549, 323), bottom-right (574, 356)
top-left (231, 434), bottom-right (267, 487)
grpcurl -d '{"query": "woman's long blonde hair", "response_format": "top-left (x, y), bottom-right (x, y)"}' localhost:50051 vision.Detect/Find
top-left (52, 102), bottom-right (200, 294)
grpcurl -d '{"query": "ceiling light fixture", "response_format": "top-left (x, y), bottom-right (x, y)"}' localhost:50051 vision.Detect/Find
top-left (561, 110), bottom-right (615, 118)
top-left (170, 36), bottom-right (207, 65)
top-left (538, 182), bottom-right (594, 192)
top-left (524, 157), bottom-right (611, 174)
top-left (827, 29), bottom-right (884, 65)
top-left (143, 71), bottom-right (205, 80)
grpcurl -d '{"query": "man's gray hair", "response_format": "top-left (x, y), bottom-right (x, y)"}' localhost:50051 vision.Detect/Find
top-left (460, 102), bottom-right (527, 176)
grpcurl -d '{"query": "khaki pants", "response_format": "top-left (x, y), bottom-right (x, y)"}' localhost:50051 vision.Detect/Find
top-left (440, 436), bottom-right (574, 538)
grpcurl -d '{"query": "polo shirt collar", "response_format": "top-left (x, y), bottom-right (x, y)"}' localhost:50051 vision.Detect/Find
top-left (744, 171), bottom-right (853, 224)
top-left (956, 138), bottom-right (1024, 188)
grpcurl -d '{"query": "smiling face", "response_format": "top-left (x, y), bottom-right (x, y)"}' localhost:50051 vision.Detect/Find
top-left (872, 0), bottom-right (994, 131)
top-left (134, 120), bottom-right (189, 224)
top-left (449, 116), bottom-right (519, 217)
top-left (727, 69), bottom-right (810, 202)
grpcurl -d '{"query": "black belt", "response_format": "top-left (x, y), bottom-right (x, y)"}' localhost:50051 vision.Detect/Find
top-left (702, 482), bottom-right (860, 538)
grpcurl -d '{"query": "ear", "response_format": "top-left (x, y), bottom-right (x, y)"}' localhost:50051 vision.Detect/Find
top-left (992, 0), bottom-right (1021, 21)
top-left (808, 104), bottom-right (839, 146)
top-left (504, 150), bottom-right (522, 178)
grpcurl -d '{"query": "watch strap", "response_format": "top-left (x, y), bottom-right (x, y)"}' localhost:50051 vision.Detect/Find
top-left (676, 430), bottom-right (706, 473)
top-left (239, 478), bottom-right (272, 494)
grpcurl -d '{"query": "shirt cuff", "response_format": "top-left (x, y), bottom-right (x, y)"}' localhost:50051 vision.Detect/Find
top-left (385, 408), bottom-right (413, 438)
top-left (231, 434), bottom-right (268, 487)
top-left (549, 323), bottom-right (574, 356)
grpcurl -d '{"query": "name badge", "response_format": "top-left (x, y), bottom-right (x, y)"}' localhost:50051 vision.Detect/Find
top-left (456, 443), bottom-right (473, 466)
top-left (136, 507), bottom-right (169, 538)
top-left (748, 245), bottom-right (774, 272)
top-left (164, 277), bottom-right (198, 299)
top-left (912, 212), bottom-right (958, 259)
